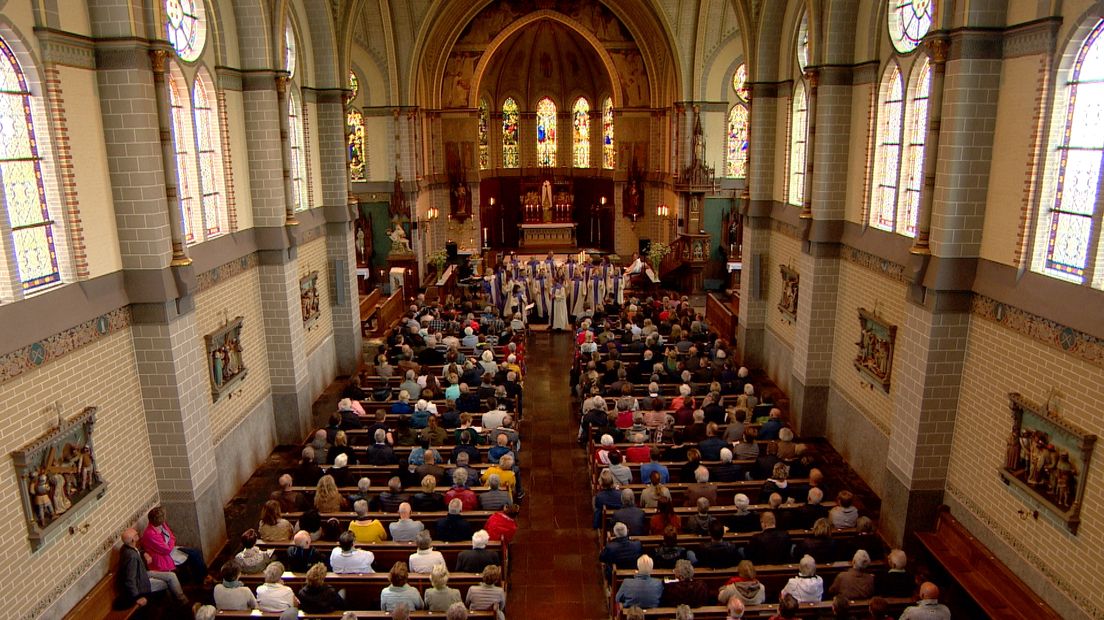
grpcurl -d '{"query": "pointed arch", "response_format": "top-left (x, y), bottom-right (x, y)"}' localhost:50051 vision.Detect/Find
top-left (869, 63), bottom-right (904, 231)
top-left (727, 104), bottom-right (749, 179)
top-left (787, 80), bottom-right (809, 207)
top-left (898, 57), bottom-right (931, 236)
top-left (192, 67), bottom-right (228, 238)
top-left (536, 96), bottom-right (557, 167)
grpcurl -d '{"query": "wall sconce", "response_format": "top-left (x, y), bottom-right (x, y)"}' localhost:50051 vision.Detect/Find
top-left (657, 203), bottom-right (670, 218)
top-left (600, 196), bottom-right (607, 206)
top-left (489, 197), bottom-right (496, 207)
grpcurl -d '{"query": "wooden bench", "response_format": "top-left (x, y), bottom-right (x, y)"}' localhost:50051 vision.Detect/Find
top-left (63, 572), bottom-right (138, 620)
top-left (255, 540), bottom-right (507, 576)
top-left (236, 572), bottom-right (488, 610)
top-left (916, 506), bottom-right (1060, 620)
top-left (633, 598), bottom-right (913, 619)
top-left (218, 612), bottom-right (495, 618)
top-left (283, 510), bottom-right (497, 535)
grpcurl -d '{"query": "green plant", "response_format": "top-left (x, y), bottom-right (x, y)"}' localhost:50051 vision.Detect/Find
top-left (646, 241), bottom-right (672, 270)
top-left (429, 249), bottom-right (449, 273)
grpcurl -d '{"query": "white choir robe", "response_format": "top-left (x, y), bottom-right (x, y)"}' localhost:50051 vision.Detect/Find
top-left (533, 277), bottom-right (551, 318)
top-left (569, 277), bottom-right (587, 318)
top-left (527, 277), bottom-right (542, 316)
top-left (588, 274), bottom-right (606, 308)
top-left (610, 274), bottom-right (624, 306)
top-left (551, 284), bottom-right (569, 330)
top-left (484, 275), bottom-right (501, 310)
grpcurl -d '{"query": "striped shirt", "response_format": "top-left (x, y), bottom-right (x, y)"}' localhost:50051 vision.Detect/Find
top-left (465, 584), bottom-right (506, 614)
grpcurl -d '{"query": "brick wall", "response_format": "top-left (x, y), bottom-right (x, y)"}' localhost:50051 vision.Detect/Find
top-left (946, 316), bottom-right (1104, 618)
top-left (829, 260), bottom-right (906, 435)
top-left (766, 228), bottom-right (801, 346)
top-left (299, 235), bottom-right (333, 355)
top-left (0, 329), bottom-right (158, 619)
top-left (194, 267), bottom-right (272, 443)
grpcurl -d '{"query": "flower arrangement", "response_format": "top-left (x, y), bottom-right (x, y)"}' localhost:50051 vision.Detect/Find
top-left (646, 242), bottom-right (672, 271)
top-left (429, 249), bottom-right (449, 274)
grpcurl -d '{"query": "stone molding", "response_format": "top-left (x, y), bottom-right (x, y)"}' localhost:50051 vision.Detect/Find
top-left (0, 307), bottom-right (130, 386)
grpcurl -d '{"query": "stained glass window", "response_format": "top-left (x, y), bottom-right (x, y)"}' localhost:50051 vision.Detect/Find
top-left (733, 63), bottom-right (750, 102)
top-left (797, 13), bottom-right (810, 71)
top-left (167, 67), bottom-right (201, 244)
top-left (349, 71), bottom-right (359, 101)
top-left (0, 37), bottom-right (59, 290)
top-left (164, 0), bottom-right (206, 62)
top-left (192, 69), bottom-right (227, 238)
top-left (478, 98), bottom-right (489, 170)
top-left (787, 81), bottom-right (808, 206)
top-left (869, 66), bottom-right (904, 231)
top-left (501, 97), bottom-right (519, 169)
top-left (898, 59), bottom-right (930, 236)
top-left (288, 88), bottom-right (309, 211)
top-left (1036, 20), bottom-right (1104, 283)
top-left (572, 97), bottom-right (590, 168)
top-left (726, 105), bottom-right (749, 179)
top-left (536, 97), bottom-right (557, 167)
top-left (889, 0), bottom-right (934, 54)
top-left (602, 97), bottom-right (615, 169)
top-left (285, 21), bottom-right (297, 79)
top-left (347, 107), bottom-right (366, 182)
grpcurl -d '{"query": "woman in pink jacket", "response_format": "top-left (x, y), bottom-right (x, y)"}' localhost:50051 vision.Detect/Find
top-left (140, 506), bottom-right (208, 583)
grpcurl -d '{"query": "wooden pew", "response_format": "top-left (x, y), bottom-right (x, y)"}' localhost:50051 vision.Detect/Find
top-left (217, 612), bottom-right (495, 619)
top-left (634, 598), bottom-right (913, 619)
top-left (237, 572), bottom-right (487, 610)
top-left (254, 540), bottom-right (506, 577)
top-left (282, 511), bottom-right (496, 535)
top-left (916, 506), bottom-right (1061, 620)
top-left (599, 502), bottom-right (837, 538)
top-left (63, 572), bottom-right (139, 620)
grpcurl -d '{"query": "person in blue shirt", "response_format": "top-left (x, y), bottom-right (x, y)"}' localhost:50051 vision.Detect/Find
top-left (593, 470), bottom-right (623, 528)
top-left (615, 554), bottom-right (664, 610)
top-left (639, 448), bottom-right (670, 484)
top-left (758, 407), bottom-right (785, 440)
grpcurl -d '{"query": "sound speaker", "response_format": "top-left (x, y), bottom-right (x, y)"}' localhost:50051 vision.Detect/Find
top-left (333, 259), bottom-right (347, 305)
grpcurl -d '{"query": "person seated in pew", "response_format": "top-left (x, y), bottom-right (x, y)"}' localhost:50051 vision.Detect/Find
top-left (258, 500), bottom-right (294, 543)
top-left (415, 451), bottom-right (449, 489)
top-left (761, 462), bottom-right (799, 503)
top-left (454, 412), bottom-right (484, 444)
top-left (452, 453), bottom-right (480, 492)
top-left (328, 453), bottom-right (353, 488)
top-left (422, 415), bottom-right (449, 445)
top-left (677, 447), bottom-right (703, 484)
top-left (235, 529), bottom-right (273, 574)
top-left (681, 410), bottom-right (709, 444)
top-left (285, 530), bottom-right (322, 572)
top-left (375, 354), bottom-right (395, 379)
top-left (390, 503), bottom-right (425, 542)
top-left (214, 561), bottom-right (257, 611)
top-left (898, 582), bottom-right (950, 620)
top-left (329, 530), bottom-right (376, 574)
top-left (747, 511), bottom-right (793, 566)
top-left (457, 384), bottom-right (483, 414)
top-left (480, 475), bottom-right (511, 511)
top-left (489, 415), bottom-right (520, 453)
top-left (605, 451), bottom-right (634, 486)
top-left (653, 526), bottom-right (697, 568)
top-left (713, 448), bottom-right (745, 483)
top-left (409, 530), bottom-right (447, 574)
top-left (445, 469), bottom-right (478, 511)
top-left (481, 400), bottom-right (508, 432)
top-left (466, 564), bottom-right (507, 620)
top-left (456, 529), bottom-right (501, 574)
top-left (380, 562), bottom-right (424, 613)
top-left (399, 372), bottom-right (422, 402)
top-left (640, 447), bottom-right (670, 485)
top-left (271, 474), bottom-right (307, 514)
top-left (375, 477), bottom-right (409, 513)
top-left (450, 430), bottom-right (482, 465)
top-left (424, 564), bottom-right (463, 612)
top-left (826, 594), bottom-right (856, 620)
top-left (685, 497), bottom-right (716, 536)
top-left (328, 430), bottom-right (356, 466)
top-left (829, 490), bottom-right (860, 530)
top-left (255, 562), bottom-right (298, 613)
top-left (295, 446), bottom-right (324, 486)
top-left (347, 477), bottom-right (373, 511)
top-left (615, 554), bottom-right (664, 610)
top-left (348, 499), bottom-right (388, 544)
top-left (600, 522), bottom-right (644, 572)
top-left (780, 556), bottom-right (824, 604)
top-left (702, 394), bottom-right (726, 425)
top-left (642, 472), bottom-right (673, 512)
top-left (841, 516), bottom-right (885, 562)
top-left (481, 454), bottom-right (518, 500)
top-left (314, 475), bottom-right (348, 513)
top-left (758, 407), bottom-right (785, 440)
top-left (718, 560), bottom-right (767, 607)
top-left (876, 549), bottom-right (914, 599)
top-left (484, 503), bottom-right (519, 544)
top-left (794, 518), bottom-right (837, 564)
top-left (828, 549), bottom-right (875, 601)
top-left (613, 488), bottom-right (648, 536)
top-left (594, 434), bottom-right (620, 466)
top-left (697, 520), bottom-right (739, 569)
top-left (662, 559), bottom-right (710, 608)
top-left (487, 433), bottom-right (513, 465)
top-left (411, 399), bottom-right (433, 429)
top-left (724, 408), bottom-right (748, 443)
top-left (593, 470), bottom-right (623, 528)
top-left (365, 428), bottom-right (398, 466)
top-left (297, 562), bottom-right (346, 613)
top-left (437, 498), bottom-right (474, 543)
top-left (794, 487), bottom-right (829, 530)
top-left (686, 466), bottom-right (718, 508)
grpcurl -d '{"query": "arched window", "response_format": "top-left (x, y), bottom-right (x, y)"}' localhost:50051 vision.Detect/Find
top-left (1033, 19), bottom-right (1104, 287)
top-left (733, 63), bottom-right (750, 102)
top-left (536, 97), bottom-right (557, 167)
top-left (797, 12), bottom-right (810, 72)
top-left (502, 97), bottom-right (519, 169)
top-left (572, 97), bottom-right (590, 168)
top-left (0, 37), bottom-right (61, 291)
top-left (286, 21), bottom-right (308, 211)
top-left (727, 106), bottom-right (749, 179)
top-left (888, 0), bottom-right (934, 54)
top-left (602, 97), bottom-right (615, 169)
top-left (167, 66), bottom-right (201, 244)
top-left (192, 69), bottom-right (227, 238)
top-left (164, 0), bottom-right (207, 62)
top-left (898, 59), bottom-right (931, 236)
top-left (869, 65), bottom-right (904, 231)
top-left (478, 98), bottom-right (489, 170)
top-left (787, 81), bottom-right (808, 206)
top-left (346, 71), bottom-right (366, 182)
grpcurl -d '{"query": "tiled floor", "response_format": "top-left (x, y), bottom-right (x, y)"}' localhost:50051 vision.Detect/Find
top-left (507, 330), bottom-right (609, 618)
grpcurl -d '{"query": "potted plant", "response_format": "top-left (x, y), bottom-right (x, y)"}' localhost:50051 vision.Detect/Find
top-left (429, 249), bottom-right (449, 275)
top-left (646, 241), bottom-right (672, 272)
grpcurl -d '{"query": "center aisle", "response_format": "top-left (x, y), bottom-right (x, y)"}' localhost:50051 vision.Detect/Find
top-left (508, 330), bottom-right (609, 618)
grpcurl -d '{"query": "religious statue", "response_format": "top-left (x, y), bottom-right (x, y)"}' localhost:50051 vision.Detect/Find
top-left (30, 472), bottom-right (54, 527)
top-left (541, 180), bottom-right (553, 223)
top-left (388, 224), bottom-right (412, 255)
top-left (452, 180), bottom-right (472, 221)
top-left (389, 169), bottom-right (407, 221)
top-left (51, 472), bottom-right (71, 515)
top-left (205, 316), bottom-right (248, 402)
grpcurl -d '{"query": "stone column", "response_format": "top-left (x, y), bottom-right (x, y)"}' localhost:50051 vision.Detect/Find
top-left (93, 39), bottom-right (223, 554)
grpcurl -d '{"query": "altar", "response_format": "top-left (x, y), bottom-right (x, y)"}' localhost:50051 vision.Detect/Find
top-left (519, 222), bottom-right (577, 248)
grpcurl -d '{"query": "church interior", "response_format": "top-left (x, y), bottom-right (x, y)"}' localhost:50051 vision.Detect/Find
top-left (1, 0), bottom-right (1102, 618)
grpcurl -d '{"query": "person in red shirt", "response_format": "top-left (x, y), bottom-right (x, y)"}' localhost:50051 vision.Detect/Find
top-left (444, 469), bottom-right (479, 511)
top-left (484, 504), bottom-right (519, 544)
top-left (625, 433), bottom-right (651, 463)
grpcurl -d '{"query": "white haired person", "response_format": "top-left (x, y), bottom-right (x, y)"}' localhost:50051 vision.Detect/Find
top-left (780, 555), bottom-right (823, 603)
top-left (615, 555), bottom-right (664, 610)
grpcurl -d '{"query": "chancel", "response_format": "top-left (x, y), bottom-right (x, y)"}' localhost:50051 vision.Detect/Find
top-left (1, 1), bottom-right (1102, 619)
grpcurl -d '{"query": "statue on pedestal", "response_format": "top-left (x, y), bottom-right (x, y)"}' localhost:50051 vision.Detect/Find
top-left (388, 224), bottom-right (412, 255)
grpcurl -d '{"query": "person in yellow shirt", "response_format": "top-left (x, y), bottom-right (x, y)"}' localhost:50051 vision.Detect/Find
top-left (480, 453), bottom-right (517, 499)
top-left (348, 499), bottom-right (388, 544)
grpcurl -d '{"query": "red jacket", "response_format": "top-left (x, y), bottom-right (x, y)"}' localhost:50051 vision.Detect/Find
top-left (140, 524), bottom-right (177, 572)
top-left (445, 486), bottom-right (479, 511)
top-left (485, 512), bottom-right (517, 544)
top-left (626, 445), bottom-right (651, 463)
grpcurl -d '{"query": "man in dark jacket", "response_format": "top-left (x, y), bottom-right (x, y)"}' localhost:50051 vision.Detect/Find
top-left (435, 499), bottom-right (474, 542)
top-left (117, 528), bottom-right (186, 608)
top-left (599, 522), bottom-right (644, 575)
top-left (747, 511), bottom-right (793, 565)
